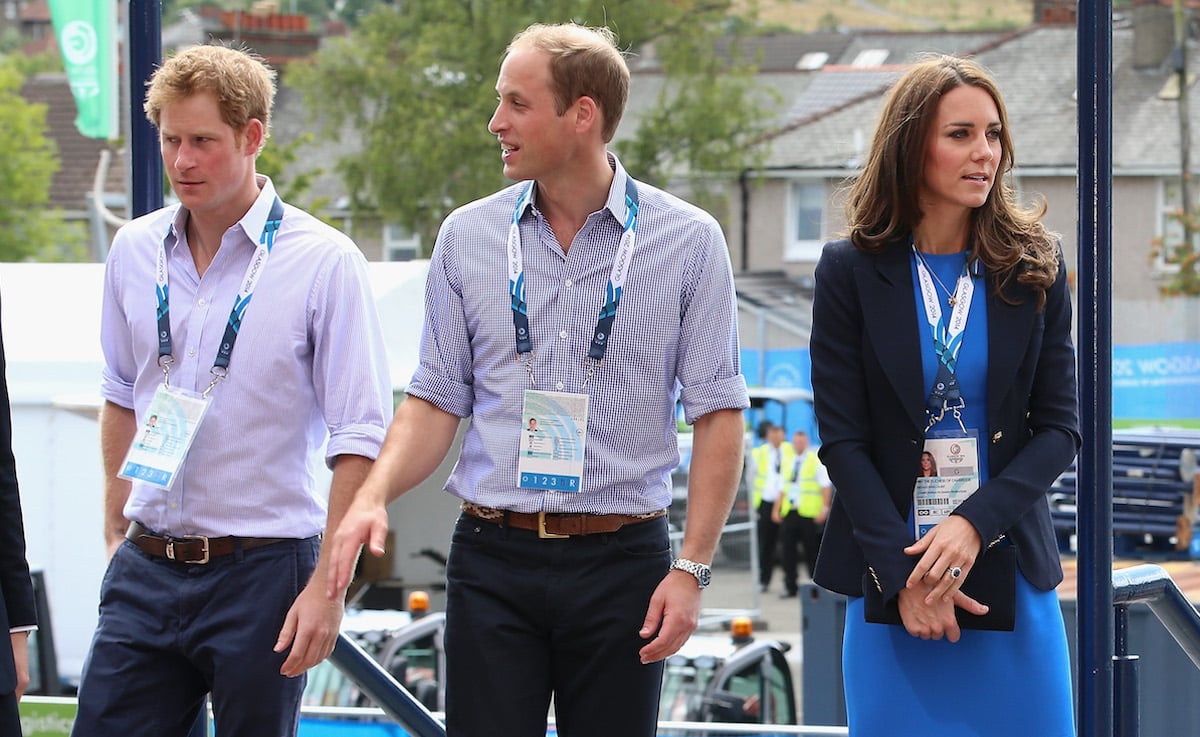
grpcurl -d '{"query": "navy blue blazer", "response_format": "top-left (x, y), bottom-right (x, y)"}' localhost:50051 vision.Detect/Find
top-left (0, 309), bottom-right (37, 694)
top-left (809, 238), bottom-right (1081, 603)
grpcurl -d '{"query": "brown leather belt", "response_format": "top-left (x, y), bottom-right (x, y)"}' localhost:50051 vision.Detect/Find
top-left (461, 501), bottom-right (667, 539)
top-left (125, 521), bottom-right (291, 564)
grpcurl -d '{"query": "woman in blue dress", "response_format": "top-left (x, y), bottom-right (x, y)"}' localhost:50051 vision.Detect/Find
top-left (809, 55), bottom-right (1079, 736)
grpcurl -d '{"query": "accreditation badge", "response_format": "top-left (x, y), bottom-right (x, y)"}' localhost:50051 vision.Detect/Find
top-left (517, 389), bottom-right (588, 493)
top-left (118, 384), bottom-right (212, 490)
top-left (912, 430), bottom-right (981, 539)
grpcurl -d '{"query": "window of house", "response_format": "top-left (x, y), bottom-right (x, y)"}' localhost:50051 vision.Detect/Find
top-left (851, 49), bottom-right (890, 68)
top-left (384, 222), bottom-right (420, 261)
top-left (1156, 177), bottom-right (1199, 273)
top-left (785, 180), bottom-right (825, 263)
top-left (796, 52), bottom-right (828, 71)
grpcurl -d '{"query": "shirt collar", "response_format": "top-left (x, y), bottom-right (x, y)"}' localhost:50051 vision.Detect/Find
top-left (167, 174), bottom-right (279, 253)
top-left (518, 151), bottom-right (631, 228)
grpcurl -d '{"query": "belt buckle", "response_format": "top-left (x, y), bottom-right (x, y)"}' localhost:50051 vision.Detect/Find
top-left (537, 511), bottom-right (569, 539)
top-left (166, 534), bottom-right (210, 564)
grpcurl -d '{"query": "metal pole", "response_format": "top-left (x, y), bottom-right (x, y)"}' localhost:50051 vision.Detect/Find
top-left (1112, 605), bottom-right (1139, 737)
top-left (128, 0), bottom-right (163, 218)
top-left (1076, 1), bottom-right (1115, 736)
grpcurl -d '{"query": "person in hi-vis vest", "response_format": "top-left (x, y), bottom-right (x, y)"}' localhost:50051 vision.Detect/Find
top-left (773, 431), bottom-right (832, 597)
top-left (749, 423), bottom-right (794, 592)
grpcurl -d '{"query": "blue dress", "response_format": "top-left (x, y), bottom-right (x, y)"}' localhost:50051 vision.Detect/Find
top-left (841, 250), bottom-right (1075, 736)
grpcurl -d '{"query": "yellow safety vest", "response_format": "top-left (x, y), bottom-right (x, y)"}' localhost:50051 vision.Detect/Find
top-left (781, 451), bottom-right (824, 518)
top-left (751, 442), bottom-right (795, 507)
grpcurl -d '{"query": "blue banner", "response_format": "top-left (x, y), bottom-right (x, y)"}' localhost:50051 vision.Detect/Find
top-left (1113, 342), bottom-right (1200, 421)
top-left (745, 342), bottom-right (1200, 428)
top-left (741, 347), bottom-right (817, 440)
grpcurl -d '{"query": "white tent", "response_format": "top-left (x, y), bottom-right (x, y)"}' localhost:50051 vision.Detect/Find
top-left (1, 260), bottom-right (430, 683)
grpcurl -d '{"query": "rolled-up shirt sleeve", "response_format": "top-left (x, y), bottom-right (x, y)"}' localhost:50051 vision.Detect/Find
top-left (676, 219), bottom-right (749, 423)
top-left (312, 249), bottom-right (394, 465)
top-left (406, 213), bottom-right (476, 419)
top-left (99, 227), bottom-right (139, 411)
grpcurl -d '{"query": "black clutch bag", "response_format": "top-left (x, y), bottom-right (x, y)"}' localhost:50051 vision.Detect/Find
top-left (861, 544), bottom-right (1017, 632)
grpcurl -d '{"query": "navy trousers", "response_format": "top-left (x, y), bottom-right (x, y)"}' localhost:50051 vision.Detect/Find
top-left (0, 689), bottom-right (15, 734)
top-left (71, 536), bottom-right (319, 737)
top-left (444, 513), bottom-right (671, 737)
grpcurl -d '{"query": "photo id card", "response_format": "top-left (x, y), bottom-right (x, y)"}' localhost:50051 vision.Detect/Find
top-left (913, 431), bottom-right (980, 539)
top-left (518, 389), bottom-right (588, 493)
top-left (118, 384), bottom-right (212, 489)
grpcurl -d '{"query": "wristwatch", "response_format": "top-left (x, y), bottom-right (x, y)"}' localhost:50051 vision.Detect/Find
top-left (670, 558), bottom-right (712, 589)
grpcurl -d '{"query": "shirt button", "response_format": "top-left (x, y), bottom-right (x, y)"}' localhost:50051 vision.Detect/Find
top-left (559, 330), bottom-right (568, 340)
top-left (556, 381), bottom-right (564, 391)
top-left (565, 279), bottom-right (574, 287)
top-left (187, 348), bottom-right (196, 357)
top-left (197, 298), bottom-right (206, 307)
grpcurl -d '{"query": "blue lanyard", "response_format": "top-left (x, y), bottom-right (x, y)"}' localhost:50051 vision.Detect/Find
top-left (507, 177), bottom-right (639, 386)
top-left (912, 245), bottom-right (979, 432)
top-left (155, 197), bottom-right (284, 392)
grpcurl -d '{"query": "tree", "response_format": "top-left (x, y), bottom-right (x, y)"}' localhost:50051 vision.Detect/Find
top-left (0, 62), bottom-right (83, 262)
top-left (287, 0), bottom-right (774, 251)
top-left (258, 131), bottom-right (329, 214)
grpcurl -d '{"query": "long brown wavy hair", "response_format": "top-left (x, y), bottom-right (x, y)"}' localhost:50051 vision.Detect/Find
top-left (845, 54), bottom-right (1059, 308)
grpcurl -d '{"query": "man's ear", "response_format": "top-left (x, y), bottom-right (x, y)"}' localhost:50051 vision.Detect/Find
top-left (573, 96), bottom-right (602, 136)
top-left (241, 118), bottom-right (266, 156)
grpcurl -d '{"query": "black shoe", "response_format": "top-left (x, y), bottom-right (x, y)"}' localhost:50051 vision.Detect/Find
top-left (759, 583), bottom-right (769, 593)
top-left (780, 590), bottom-right (798, 599)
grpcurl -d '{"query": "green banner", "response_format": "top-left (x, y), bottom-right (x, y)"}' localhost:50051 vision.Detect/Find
top-left (18, 697), bottom-right (76, 737)
top-left (47, 0), bottom-right (116, 139)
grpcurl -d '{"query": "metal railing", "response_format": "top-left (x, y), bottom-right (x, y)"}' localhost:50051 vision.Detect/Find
top-left (325, 633), bottom-right (446, 737)
top-left (1111, 564), bottom-right (1200, 737)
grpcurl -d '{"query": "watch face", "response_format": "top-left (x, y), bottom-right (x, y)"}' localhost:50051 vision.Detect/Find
top-left (697, 567), bottom-right (712, 587)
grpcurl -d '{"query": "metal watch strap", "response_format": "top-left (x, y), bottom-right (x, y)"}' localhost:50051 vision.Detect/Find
top-left (670, 558), bottom-right (712, 588)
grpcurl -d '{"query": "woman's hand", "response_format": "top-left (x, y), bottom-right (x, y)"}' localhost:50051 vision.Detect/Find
top-left (904, 515), bottom-right (984, 604)
top-left (897, 584), bottom-right (988, 643)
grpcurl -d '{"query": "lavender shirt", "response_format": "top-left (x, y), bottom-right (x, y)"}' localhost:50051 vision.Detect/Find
top-left (100, 177), bottom-right (393, 538)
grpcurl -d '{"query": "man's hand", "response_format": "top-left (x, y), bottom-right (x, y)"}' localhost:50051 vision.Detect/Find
top-left (326, 489), bottom-right (390, 598)
top-left (637, 570), bottom-right (702, 664)
top-left (276, 579), bottom-right (345, 678)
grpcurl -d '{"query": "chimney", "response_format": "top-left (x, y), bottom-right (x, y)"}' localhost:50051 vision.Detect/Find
top-left (1132, 0), bottom-right (1176, 70)
top-left (1034, 0), bottom-right (1078, 25)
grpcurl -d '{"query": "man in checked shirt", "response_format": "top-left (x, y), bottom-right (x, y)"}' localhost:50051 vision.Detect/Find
top-left (328, 22), bottom-right (748, 737)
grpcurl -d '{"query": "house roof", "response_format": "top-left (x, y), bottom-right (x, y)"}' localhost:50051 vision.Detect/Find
top-left (831, 30), bottom-right (1015, 67)
top-left (18, 0), bottom-right (50, 23)
top-left (735, 270), bottom-right (815, 339)
top-left (19, 73), bottom-right (125, 215)
top-left (714, 31), bottom-right (855, 72)
top-left (761, 24), bottom-right (1200, 175)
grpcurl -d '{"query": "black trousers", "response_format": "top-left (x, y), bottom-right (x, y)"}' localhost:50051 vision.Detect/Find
top-left (444, 513), bottom-right (671, 737)
top-left (779, 511), bottom-right (822, 593)
top-left (757, 500), bottom-right (781, 588)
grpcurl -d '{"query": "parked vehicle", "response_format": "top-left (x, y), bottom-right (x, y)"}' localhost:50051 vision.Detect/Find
top-left (660, 618), bottom-right (797, 727)
top-left (303, 602), bottom-right (796, 735)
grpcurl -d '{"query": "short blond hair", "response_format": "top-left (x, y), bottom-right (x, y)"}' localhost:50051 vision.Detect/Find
top-left (144, 44), bottom-right (276, 145)
top-left (507, 23), bottom-right (629, 143)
